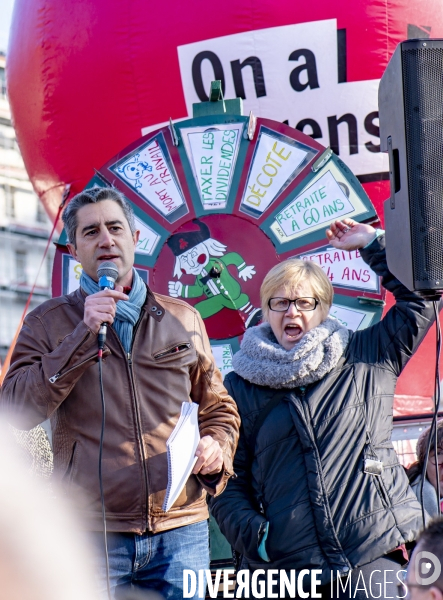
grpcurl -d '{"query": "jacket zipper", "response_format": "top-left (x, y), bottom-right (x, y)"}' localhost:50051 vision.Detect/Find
top-left (48, 331), bottom-right (93, 383)
top-left (127, 351), bottom-right (149, 528)
top-left (374, 476), bottom-right (390, 508)
top-left (364, 431), bottom-right (391, 509)
top-left (49, 355), bottom-right (96, 383)
top-left (104, 313), bottom-right (149, 529)
top-left (298, 385), bottom-right (351, 568)
top-left (125, 311), bottom-right (150, 530)
top-left (87, 315), bottom-right (149, 530)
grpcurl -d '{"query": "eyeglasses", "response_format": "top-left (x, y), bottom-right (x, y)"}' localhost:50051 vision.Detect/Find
top-left (268, 297), bottom-right (319, 312)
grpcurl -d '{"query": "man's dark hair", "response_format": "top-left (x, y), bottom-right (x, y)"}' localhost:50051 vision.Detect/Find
top-left (407, 420), bottom-right (443, 483)
top-left (62, 186), bottom-right (136, 246)
top-left (415, 517), bottom-right (443, 588)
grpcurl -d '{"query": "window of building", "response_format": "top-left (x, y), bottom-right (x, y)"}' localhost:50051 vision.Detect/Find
top-left (15, 250), bottom-right (28, 284)
top-left (46, 253), bottom-right (53, 288)
top-left (0, 133), bottom-right (15, 149)
top-left (0, 67), bottom-right (6, 99)
top-left (36, 200), bottom-right (47, 223)
top-left (4, 185), bottom-right (15, 218)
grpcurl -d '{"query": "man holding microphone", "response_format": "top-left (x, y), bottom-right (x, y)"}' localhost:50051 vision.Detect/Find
top-left (1, 186), bottom-right (240, 600)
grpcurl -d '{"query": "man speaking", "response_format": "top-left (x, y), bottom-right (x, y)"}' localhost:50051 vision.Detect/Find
top-left (1, 186), bottom-right (240, 600)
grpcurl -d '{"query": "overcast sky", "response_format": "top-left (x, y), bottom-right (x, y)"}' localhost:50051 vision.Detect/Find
top-left (0, 0), bottom-right (15, 54)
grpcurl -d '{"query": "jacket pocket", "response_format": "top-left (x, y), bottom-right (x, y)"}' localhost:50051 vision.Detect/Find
top-left (265, 503), bottom-right (317, 561)
top-left (153, 342), bottom-right (191, 361)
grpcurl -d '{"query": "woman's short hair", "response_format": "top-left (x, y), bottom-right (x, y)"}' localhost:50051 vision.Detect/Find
top-left (260, 258), bottom-right (333, 318)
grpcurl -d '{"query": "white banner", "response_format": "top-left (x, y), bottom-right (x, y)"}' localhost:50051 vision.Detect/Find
top-left (275, 170), bottom-right (354, 237)
top-left (111, 136), bottom-right (186, 218)
top-left (134, 216), bottom-right (161, 256)
top-left (181, 123), bottom-right (243, 209)
top-left (64, 255), bottom-right (82, 294)
top-left (241, 130), bottom-right (309, 215)
top-left (298, 246), bottom-right (378, 292)
top-left (330, 304), bottom-right (367, 331)
top-left (211, 343), bottom-right (234, 376)
top-left (177, 20), bottom-right (388, 178)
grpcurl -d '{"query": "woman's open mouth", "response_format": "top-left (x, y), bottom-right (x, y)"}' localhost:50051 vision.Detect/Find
top-left (284, 324), bottom-right (302, 339)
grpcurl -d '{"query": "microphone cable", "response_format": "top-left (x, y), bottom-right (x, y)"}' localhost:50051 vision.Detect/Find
top-left (433, 301), bottom-right (441, 517)
top-left (419, 300), bottom-right (442, 527)
top-left (95, 261), bottom-right (118, 600)
top-left (98, 347), bottom-right (112, 600)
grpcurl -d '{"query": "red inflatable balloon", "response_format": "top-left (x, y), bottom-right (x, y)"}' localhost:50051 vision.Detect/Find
top-left (6, 0), bottom-right (443, 409)
top-left (7, 0), bottom-right (443, 220)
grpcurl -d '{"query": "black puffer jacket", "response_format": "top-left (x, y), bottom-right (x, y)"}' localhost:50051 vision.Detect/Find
top-left (210, 236), bottom-right (434, 584)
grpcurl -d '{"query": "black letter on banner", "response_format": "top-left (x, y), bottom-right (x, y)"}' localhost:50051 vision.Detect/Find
top-left (364, 111), bottom-right (380, 153)
top-left (328, 114), bottom-right (358, 155)
top-left (192, 51), bottom-right (226, 101)
top-left (289, 49), bottom-right (319, 92)
top-left (296, 119), bottom-right (323, 139)
top-left (230, 57), bottom-right (267, 99)
top-left (337, 29), bottom-right (347, 83)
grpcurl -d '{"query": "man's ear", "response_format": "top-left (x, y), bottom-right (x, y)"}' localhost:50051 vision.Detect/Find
top-left (66, 243), bottom-right (78, 261)
top-left (133, 229), bottom-right (140, 247)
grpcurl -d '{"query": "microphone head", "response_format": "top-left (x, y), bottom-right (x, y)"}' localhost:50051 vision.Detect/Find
top-left (97, 261), bottom-right (119, 283)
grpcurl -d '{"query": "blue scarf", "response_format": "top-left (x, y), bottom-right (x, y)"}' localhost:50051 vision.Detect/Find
top-left (80, 268), bottom-right (147, 353)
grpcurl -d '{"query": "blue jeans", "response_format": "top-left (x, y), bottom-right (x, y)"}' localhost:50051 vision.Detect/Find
top-left (90, 520), bottom-right (209, 600)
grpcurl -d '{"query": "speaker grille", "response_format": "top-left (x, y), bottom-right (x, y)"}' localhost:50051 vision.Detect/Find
top-left (403, 47), bottom-right (443, 285)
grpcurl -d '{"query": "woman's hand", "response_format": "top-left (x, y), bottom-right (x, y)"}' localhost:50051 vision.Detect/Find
top-left (326, 219), bottom-right (377, 250)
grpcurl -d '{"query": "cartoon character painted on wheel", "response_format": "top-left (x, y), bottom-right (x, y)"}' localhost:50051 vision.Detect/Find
top-left (118, 154), bottom-right (152, 189)
top-left (167, 220), bottom-right (261, 328)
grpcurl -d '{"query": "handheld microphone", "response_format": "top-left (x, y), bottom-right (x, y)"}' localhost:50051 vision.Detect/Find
top-left (97, 261), bottom-right (119, 350)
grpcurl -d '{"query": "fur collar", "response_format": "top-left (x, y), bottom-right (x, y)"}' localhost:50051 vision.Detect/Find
top-left (233, 317), bottom-right (350, 389)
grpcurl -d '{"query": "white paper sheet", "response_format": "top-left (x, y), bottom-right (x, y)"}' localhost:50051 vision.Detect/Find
top-left (163, 402), bottom-right (200, 512)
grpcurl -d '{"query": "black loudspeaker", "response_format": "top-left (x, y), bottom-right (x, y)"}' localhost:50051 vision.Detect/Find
top-left (379, 39), bottom-right (443, 296)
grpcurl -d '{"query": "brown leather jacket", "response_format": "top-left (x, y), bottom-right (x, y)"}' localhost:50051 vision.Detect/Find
top-left (1, 286), bottom-right (240, 534)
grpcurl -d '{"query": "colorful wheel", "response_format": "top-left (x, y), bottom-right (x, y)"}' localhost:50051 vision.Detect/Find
top-left (53, 92), bottom-right (384, 374)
